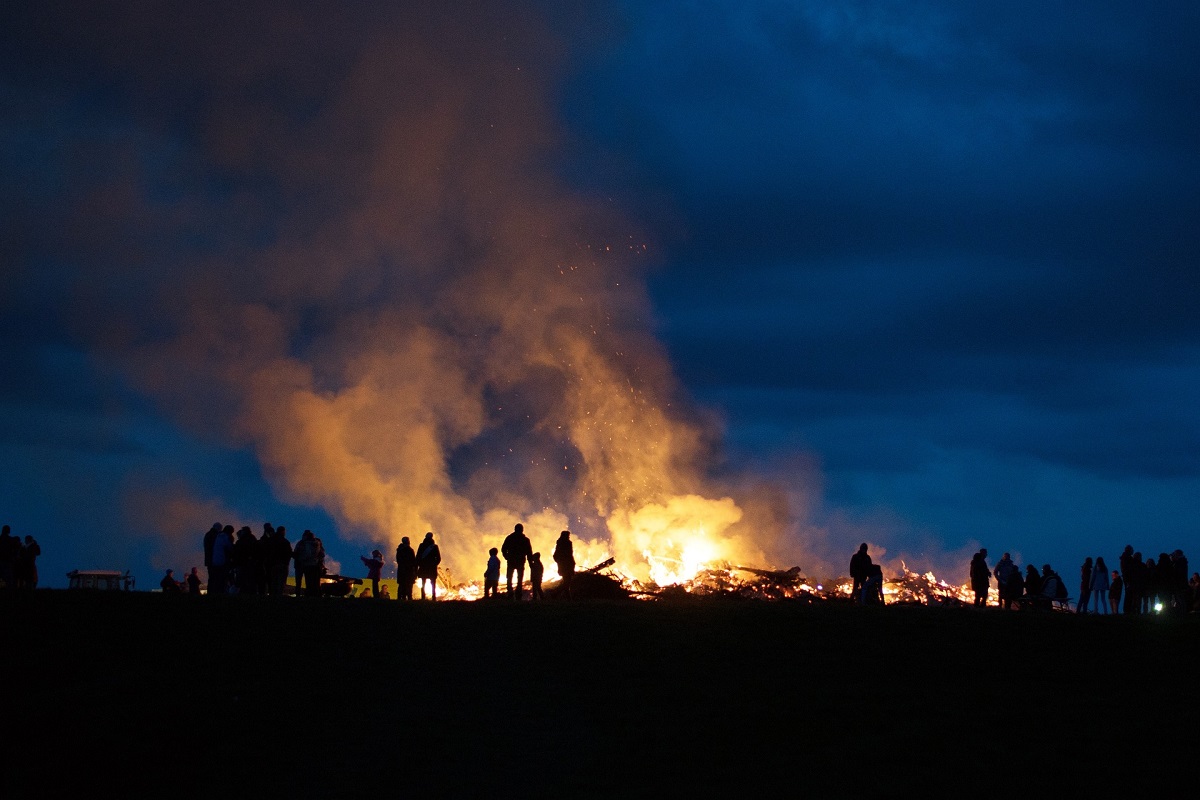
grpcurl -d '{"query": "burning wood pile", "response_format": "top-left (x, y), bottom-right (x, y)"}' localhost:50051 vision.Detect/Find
top-left (434, 556), bottom-right (980, 606)
top-left (880, 567), bottom-right (975, 606)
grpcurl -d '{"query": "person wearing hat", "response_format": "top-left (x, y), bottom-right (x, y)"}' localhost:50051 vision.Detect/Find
top-left (361, 549), bottom-right (385, 600)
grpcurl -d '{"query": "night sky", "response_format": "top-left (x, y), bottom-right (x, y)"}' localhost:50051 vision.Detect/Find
top-left (3, 1), bottom-right (1198, 588)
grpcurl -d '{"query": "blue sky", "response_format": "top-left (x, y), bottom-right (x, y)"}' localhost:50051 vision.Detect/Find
top-left (2, 1), bottom-right (1197, 586)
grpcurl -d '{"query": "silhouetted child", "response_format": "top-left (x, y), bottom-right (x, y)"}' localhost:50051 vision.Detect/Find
top-left (529, 552), bottom-right (544, 601)
top-left (484, 548), bottom-right (500, 598)
top-left (186, 567), bottom-right (202, 595)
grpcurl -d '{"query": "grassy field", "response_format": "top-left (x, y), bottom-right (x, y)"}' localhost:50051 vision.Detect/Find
top-left (3, 591), bottom-right (1197, 797)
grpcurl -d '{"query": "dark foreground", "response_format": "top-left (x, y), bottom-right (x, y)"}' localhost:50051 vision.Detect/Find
top-left (3, 592), bottom-right (1197, 797)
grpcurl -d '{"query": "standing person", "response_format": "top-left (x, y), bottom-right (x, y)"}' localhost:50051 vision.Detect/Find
top-left (994, 552), bottom-right (1018, 610)
top-left (186, 567), bottom-right (203, 595)
top-left (1144, 557), bottom-right (1158, 613)
top-left (1023, 565), bottom-right (1042, 602)
top-left (501, 523), bottom-right (532, 600)
top-left (16, 535), bottom-right (40, 590)
top-left (232, 526), bottom-right (260, 595)
top-left (294, 530), bottom-right (324, 597)
top-left (1077, 557), bottom-right (1093, 614)
top-left (1170, 550), bottom-right (1189, 614)
top-left (395, 537), bottom-right (417, 601)
top-left (361, 550), bottom-right (384, 599)
top-left (1108, 570), bottom-right (1123, 614)
top-left (849, 543), bottom-right (872, 604)
top-left (202, 522), bottom-right (221, 595)
top-left (483, 548), bottom-right (501, 598)
top-left (416, 532), bottom-right (441, 600)
top-left (0, 525), bottom-right (17, 589)
top-left (529, 553), bottom-right (545, 601)
top-left (863, 563), bottom-right (885, 605)
top-left (970, 549), bottom-right (990, 607)
top-left (1119, 545), bottom-right (1136, 614)
top-left (1128, 552), bottom-right (1146, 614)
top-left (553, 530), bottom-right (576, 599)
top-left (265, 525), bottom-right (293, 596)
top-left (1090, 558), bottom-right (1110, 614)
top-left (210, 525), bottom-right (235, 596)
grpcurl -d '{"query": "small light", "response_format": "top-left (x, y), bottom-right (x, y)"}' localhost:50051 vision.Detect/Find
top-left (1155, 602), bottom-right (1164, 613)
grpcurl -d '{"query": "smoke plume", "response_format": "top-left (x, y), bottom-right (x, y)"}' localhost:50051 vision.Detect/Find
top-left (33, 1), bottom-right (848, 582)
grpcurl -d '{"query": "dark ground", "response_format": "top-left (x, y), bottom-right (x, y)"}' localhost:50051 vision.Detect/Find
top-left (3, 591), bottom-right (1197, 797)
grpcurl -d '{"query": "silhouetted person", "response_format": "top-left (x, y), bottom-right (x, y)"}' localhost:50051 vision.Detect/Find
top-left (187, 567), bottom-right (203, 595)
top-left (265, 525), bottom-right (293, 596)
top-left (209, 525), bottom-right (235, 596)
top-left (396, 537), bottom-right (416, 600)
top-left (233, 526), bottom-right (261, 594)
top-left (160, 569), bottom-right (183, 593)
top-left (1170, 550), bottom-right (1189, 614)
top-left (1129, 552), bottom-right (1146, 614)
top-left (994, 552), bottom-right (1018, 610)
top-left (970, 549), bottom-right (990, 607)
top-left (1077, 557), bottom-right (1093, 614)
top-left (17, 535), bottom-right (41, 590)
top-left (1108, 570), bottom-right (1122, 614)
top-left (361, 549), bottom-right (384, 599)
top-left (1007, 565), bottom-right (1024, 604)
top-left (1023, 565), bottom-right (1041, 602)
top-left (849, 543), bottom-right (871, 604)
top-left (202, 522), bottom-right (221, 595)
top-left (529, 552), bottom-right (544, 601)
top-left (416, 532), bottom-right (441, 600)
top-left (293, 530), bottom-right (324, 597)
top-left (1119, 546), bottom-right (1137, 614)
top-left (1038, 564), bottom-right (1063, 610)
top-left (1090, 558), bottom-right (1110, 614)
top-left (502, 523), bottom-right (532, 600)
top-left (553, 530), bottom-right (576, 599)
top-left (483, 548), bottom-right (501, 598)
top-left (863, 562), bottom-right (885, 605)
top-left (0, 525), bottom-right (16, 589)
top-left (1144, 556), bottom-right (1158, 613)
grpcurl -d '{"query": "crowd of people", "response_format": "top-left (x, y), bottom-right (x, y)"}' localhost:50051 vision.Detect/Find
top-left (178, 521), bottom-right (576, 601)
top-left (850, 542), bottom-right (1198, 613)
top-left (0, 526), bottom-right (40, 590)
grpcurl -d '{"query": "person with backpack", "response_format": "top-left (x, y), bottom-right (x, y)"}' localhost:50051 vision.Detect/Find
top-left (294, 530), bottom-right (325, 597)
top-left (1038, 564), bottom-right (1066, 610)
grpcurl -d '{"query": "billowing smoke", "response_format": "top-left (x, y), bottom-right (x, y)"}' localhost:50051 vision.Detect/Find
top-left (28, 2), bottom-right (908, 584)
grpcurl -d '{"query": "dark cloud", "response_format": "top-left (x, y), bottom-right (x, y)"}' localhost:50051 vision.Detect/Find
top-left (3, 0), bottom-right (1197, 584)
